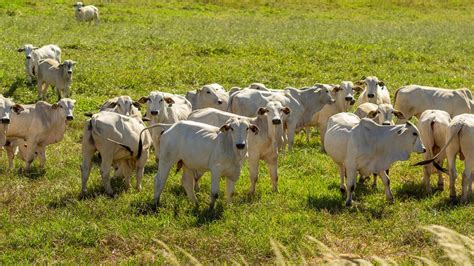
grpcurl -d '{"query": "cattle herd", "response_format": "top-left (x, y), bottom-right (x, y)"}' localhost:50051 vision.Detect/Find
top-left (2, 2), bottom-right (473, 210)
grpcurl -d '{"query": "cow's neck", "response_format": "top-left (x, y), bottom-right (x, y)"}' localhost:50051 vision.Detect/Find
top-left (44, 110), bottom-right (67, 145)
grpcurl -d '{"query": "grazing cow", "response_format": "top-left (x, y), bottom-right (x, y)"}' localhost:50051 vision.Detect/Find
top-left (188, 101), bottom-right (289, 193)
top-left (5, 99), bottom-right (76, 170)
top-left (307, 82), bottom-right (361, 145)
top-left (416, 113), bottom-right (474, 203)
top-left (100, 96), bottom-right (142, 117)
top-left (186, 83), bottom-right (228, 111)
top-left (417, 110), bottom-right (451, 193)
top-left (0, 95), bottom-right (24, 148)
top-left (74, 2), bottom-right (100, 24)
top-left (81, 111), bottom-right (152, 195)
top-left (325, 115), bottom-right (425, 206)
top-left (153, 118), bottom-right (258, 208)
top-left (355, 103), bottom-right (405, 126)
top-left (138, 91), bottom-right (191, 160)
top-left (37, 59), bottom-right (76, 100)
top-left (394, 85), bottom-right (473, 122)
top-left (355, 76), bottom-right (391, 106)
top-left (17, 44), bottom-right (61, 84)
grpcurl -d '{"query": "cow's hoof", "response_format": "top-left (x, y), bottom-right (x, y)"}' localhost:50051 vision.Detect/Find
top-left (437, 184), bottom-right (444, 192)
top-left (340, 187), bottom-right (346, 196)
top-left (345, 200), bottom-right (352, 207)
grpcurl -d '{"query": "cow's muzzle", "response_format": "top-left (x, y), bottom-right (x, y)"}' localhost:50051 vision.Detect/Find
top-left (236, 143), bottom-right (246, 150)
top-left (217, 99), bottom-right (223, 105)
top-left (67, 70), bottom-right (73, 74)
top-left (26, 56), bottom-right (31, 59)
top-left (368, 93), bottom-right (375, 98)
top-left (272, 119), bottom-right (281, 125)
top-left (151, 110), bottom-right (158, 116)
top-left (66, 115), bottom-right (74, 121)
top-left (1, 118), bottom-right (10, 124)
top-left (345, 96), bottom-right (353, 102)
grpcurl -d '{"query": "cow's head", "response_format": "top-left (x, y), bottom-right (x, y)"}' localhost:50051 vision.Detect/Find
top-left (52, 98), bottom-right (76, 121)
top-left (73, 2), bottom-right (84, 11)
top-left (106, 96), bottom-right (140, 116)
top-left (257, 101), bottom-right (290, 126)
top-left (17, 44), bottom-right (38, 60)
top-left (196, 83), bottom-right (227, 108)
top-left (333, 81), bottom-right (361, 109)
top-left (356, 76), bottom-right (385, 102)
top-left (367, 104), bottom-right (406, 126)
top-left (138, 91), bottom-right (174, 117)
top-left (249, 83), bottom-right (268, 91)
top-left (220, 117), bottom-right (258, 154)
top-left (314, 86), bottom-right (335, 105)
top-left (396, 121), bottom-right (426, 154)
top-left (0, 96), bottom-right (23, 127)
top-left (60, 60), bottom-right (76, 75)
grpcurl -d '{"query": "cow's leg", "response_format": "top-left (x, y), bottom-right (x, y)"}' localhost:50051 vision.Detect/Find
top-left (305, 127), bottom-right (311, 143)
top-left (181, 167), bottom-right (197, 204)
top-left (345, 166), bottom-right (357, 206)
top-left (446, 146), bottom-right (458, 200)
top-left (226, 177), bottom-right (236, 203)
top-left (319, 123), bottom-right (327, 152)
top-left (99, 157), bottom-right (113, 196)
top-left (135, 153), bottom-right (148, 191)
top-left (5, 143), bottom-right (16, 169)
top-left (372, 174), bottom-right (377, 189)
top-left (437, 161), bottom-right (444, 191)
top-left (120, 162), bottom-right (133, 191)
top-left (422, 163), bottom-right (432, 193)
top-left (379, 171), bottom-right (394, 203)
top-left (153, 160), bottom-right (174, 206)
top-left (37, 80), bottom-right (43, 100)
top-left (248, 155), bottom-right (259, 195)
top-left (461, 161), bottom-right (472, 203)
top-left (338, 165), bottom-right (346, 195)
top-left (38, 146), bottom-right (46, 168)
top-left (287, 122), bottom-right (297, 151)
top-left (23, 141), bottom-right (38, 171)
top-left (80, 151), bottom-right (95, 195)
top-left (209, 170), bottom-right (220, 209)
top-left (267, 156), bottom-right (278, 193)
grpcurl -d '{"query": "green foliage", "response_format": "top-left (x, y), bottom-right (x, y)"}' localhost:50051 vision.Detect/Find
top-left (0, 0), bottom-right (473, 264)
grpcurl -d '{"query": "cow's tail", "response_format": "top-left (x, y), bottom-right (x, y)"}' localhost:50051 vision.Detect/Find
top-left (137, 123), bottom-right (173, 159)
top-left (413, 122), bottom-right (464, 172)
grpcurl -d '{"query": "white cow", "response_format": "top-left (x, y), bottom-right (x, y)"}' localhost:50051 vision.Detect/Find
top-left (416, 113), bottom-right (474, 203)
top-left (5, 99), bottom-right (76, 170)
top-left (81, 111), bottom-right (152, 196)
top-left (325, 115), bottom-right (425, 206)
top-left (186, 83), bottom-right (228, 111)
top-left (17, 44), bottom-right (61, 84)
top-left (36, 59), bottom-right (76, 100)
top-left (100, 96), bottom-right (142, 117)
top-left (417, 110), bottom-right (451, 193)
top-left (74, 2), bottom-right (100, 24)
top-left (0, 95), bottom-right (24, 148)
top-left (153, 118), bottom-right (258, 208)
top-left (188, 101), bottom-right (289, 193)
top-left (355, 76), bottom-right (391, 106)
top-left (355, 103), bottom-right (405, 126)
top-left (394, 85), bottom-right (473, 122)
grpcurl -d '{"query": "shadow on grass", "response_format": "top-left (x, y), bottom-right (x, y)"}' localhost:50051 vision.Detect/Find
top-left (192, 202), bottom-right (224, 226)
top-left (144, 164), bottom-right (157, 175)
top-left (4, 76), bottom-right (25, 97)
top-left (233, 190), bottom-right (263, 204)
top-left (394, 181), bottom-right (433, 201)
top-left (307, 195), bottom-right (343, 214)
top-left (17, 166), bottom-right (47, 180)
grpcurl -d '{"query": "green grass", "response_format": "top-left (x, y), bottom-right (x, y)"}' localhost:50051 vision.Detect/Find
top-left (1, 0), bottom-right (473, 264)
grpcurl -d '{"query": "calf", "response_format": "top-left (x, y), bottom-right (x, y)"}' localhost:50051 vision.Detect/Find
top-left (74, 2), bottom-right (100, 24)
top-left (0, 95), bottom-right (24, 148)
top-left (153, 118), bottom-right (258, 208)
top-left (355, 76), bottom-right (391, 106)
top-left (81, 111), bottom-right (152, 195)
top-left (37, 59), bottom-right (76, 100)
top-left (5, 99), bottom-right (75, 170)
top-left (17, 44), bottom-right (61, 84)
top-left (394, 85), bottom-right (473, 122)
top-left (325, 115), bottom-right (425, 206)
top-left (186, 83), bottom-right (228, 111)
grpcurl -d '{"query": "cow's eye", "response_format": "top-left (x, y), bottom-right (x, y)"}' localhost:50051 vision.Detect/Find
top-left (206, 91), bottom-right (211, 94)
top-left (159, 99), bottom-right (163, 102)
top-left (413, 132), bottom-right (418, 136)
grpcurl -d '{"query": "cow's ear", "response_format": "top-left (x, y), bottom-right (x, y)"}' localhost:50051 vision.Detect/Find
top-left (108, 102), bottom-right (117, 108)
top-left (393, 110), bottom-right (405, 120)
top-left (137, 96), bottom-right (149, 104)
top-left (164, 97), bottom-right (175, 106)
top-left (378, 81), bottom-right (385, 87)
top-left (367, 110), bottom-right (378, 118)
top-left (51, 103), bottom-right (59, 109)
top-left (220, 124), bottom-right (231, 132)
top-left (282, 107), bottom-right (291, 114)
top-left (12, 104), bottom-right (24, 114)
top-left (132, 101), bottom-right (141, 109)
top-left (257, 107), bottom-right (268, 115)
top-left (196, 88), bottom-right (201, 93)
top-left (249, 124), bottom-right (259, 135)
top-left (352, 86), bottom-right (364, 93)
top-left (17, 47), bottom-right (25, 52)
top-left (333, 86), bottom-right (342, 92)
top-left (142, 117), bottom-right (151, 122)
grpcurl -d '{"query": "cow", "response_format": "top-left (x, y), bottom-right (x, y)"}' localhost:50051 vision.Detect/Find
top-left (138, 91), bottom-right (192, 161)
top-left (152, 118), bottom-right (258, 208)
top-left (306, 82), bottom-right (362, 145)
top-left (0, 95), bottom-right (24, 148)
top-left (17, 44), bottom-right (61, 85)
top-left (393, 85), bottom-right (473, 122)
top-left (36, 59), bottom-right (76, 100)
top-left (355, 76), bottom-right (391, 106)
top-left (188, 101), bottom-right (289, 194)
top-left (74, 2), bottom-right (100, 25)
top-left (325, 115), bottom-right (425, 206)
top-left (4, 99), bottom-right (76, 170)
top-left (417, 110), bottom-right (451, 193)
top-left (99, 96), bottom-right (142, 117)
top-left (416, 113), bottom-right (474, 203)
top-left (81, 111), bottom-right (152, 196)
top-left (185, 83), bottom-right (228, 111)
top-left (354, 103), bottom-right (405, 126)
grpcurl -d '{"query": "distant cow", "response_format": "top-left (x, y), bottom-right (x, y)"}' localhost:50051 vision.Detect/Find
top-left (188, 101), bottom-right (289, 193)
top-left (416, 113), bottom-right (474, 203)
top-left (186, 83), bottom-right (229, 111)
top-left (100, 96), bottom-right (142, 117)
top-left (5, 99), bottom-right (76, 170)
top-left (355, 76), bottom-right (391, 106)
top-left (0, 95), bottom-right (24, 148)
top-left (354, 103), bottom-right (405, 126)
top-left (417, 110), bottom-right (451, 193)
top-left (74, 2), bottom-right (100, 24)
top-left (37, 59), bottom-right (76, 100)
top-left (394, 85), bottom-right (473, 122)
top-left (325, 115), bottom-right (425, 206)
top-left (17, 44), bottom-right (61, 84)
top-left (153, 118), bottom-right (258, 208)
top-left (81, 111), bottom-right (152, 195)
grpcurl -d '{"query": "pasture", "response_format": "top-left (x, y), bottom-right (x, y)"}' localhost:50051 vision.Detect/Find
top-left (0, 0), bottom-right (473, 263)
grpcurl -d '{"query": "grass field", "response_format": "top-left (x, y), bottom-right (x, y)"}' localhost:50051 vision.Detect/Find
top-left (1, 0), bottom-right (473, 264)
